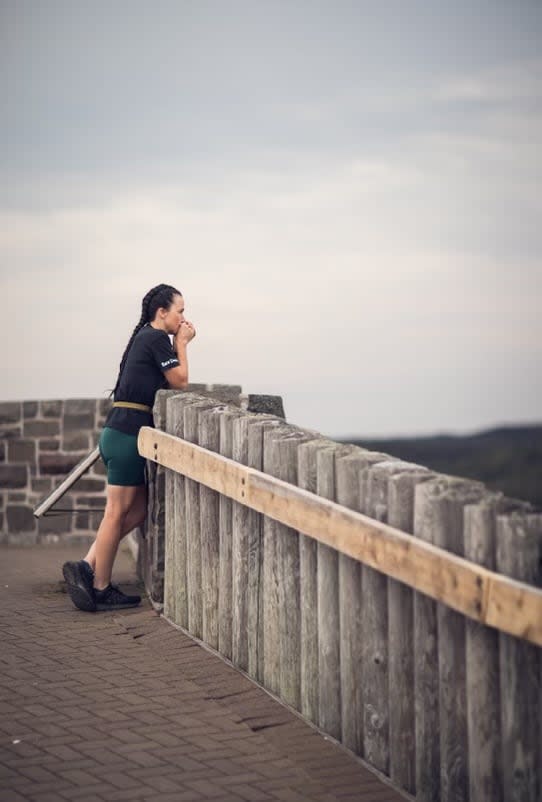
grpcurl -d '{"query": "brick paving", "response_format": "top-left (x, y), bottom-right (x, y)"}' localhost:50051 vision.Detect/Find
top-left (0, 545), bottom-right (408, 802)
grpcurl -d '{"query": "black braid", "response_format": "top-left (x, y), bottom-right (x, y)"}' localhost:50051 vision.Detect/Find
top-left (110, 283), bottom-right (182, 399)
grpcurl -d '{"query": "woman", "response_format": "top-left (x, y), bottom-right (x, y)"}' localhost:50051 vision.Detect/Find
top-left (63, 283), bottom-right (196, 612)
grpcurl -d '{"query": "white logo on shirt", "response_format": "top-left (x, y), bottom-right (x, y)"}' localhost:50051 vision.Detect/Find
top-left (161, 358), bottom-right (178, 368)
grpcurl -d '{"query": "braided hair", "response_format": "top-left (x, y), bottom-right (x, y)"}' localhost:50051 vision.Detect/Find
top-left (111, 283), bottom-right (182, 399)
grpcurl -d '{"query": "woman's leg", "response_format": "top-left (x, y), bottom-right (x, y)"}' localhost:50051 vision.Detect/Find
top-left (84, 484), bottom-right (147, 571)
top-left (91, 484), bottom-right (147, 590)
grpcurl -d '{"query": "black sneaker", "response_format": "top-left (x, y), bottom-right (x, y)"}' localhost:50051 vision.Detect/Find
top-left (62, 560), bottom-right (96, 612)
top-left (94, 584), bottom-right (141, 611)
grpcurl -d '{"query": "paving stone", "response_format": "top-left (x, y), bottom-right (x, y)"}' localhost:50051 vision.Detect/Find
top-left (0, 544), bottom-right (407, 802)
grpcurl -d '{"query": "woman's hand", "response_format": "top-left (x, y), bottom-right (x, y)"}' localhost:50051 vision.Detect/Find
top-left (176, 320), bottom-right (196, 345)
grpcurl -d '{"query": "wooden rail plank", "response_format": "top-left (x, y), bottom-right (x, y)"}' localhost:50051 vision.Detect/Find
top-left (138, 427), bottom-right (542, 647)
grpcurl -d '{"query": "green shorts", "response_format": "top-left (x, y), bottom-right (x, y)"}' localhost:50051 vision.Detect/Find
top-left (98, 427), bottom-right (146, 486)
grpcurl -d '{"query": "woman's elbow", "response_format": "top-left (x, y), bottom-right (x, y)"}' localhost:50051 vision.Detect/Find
top-left (168, 377), bottom-right (188, 390)
top-left (164, 367), bottom-right (189, 390)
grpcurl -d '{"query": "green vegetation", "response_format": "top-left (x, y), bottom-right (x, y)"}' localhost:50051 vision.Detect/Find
top-left (341, 424), bottom-right (542, 509)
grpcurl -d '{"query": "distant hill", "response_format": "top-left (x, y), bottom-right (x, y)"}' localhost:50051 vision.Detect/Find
top-left (339, 424), bottom-right (542, 509)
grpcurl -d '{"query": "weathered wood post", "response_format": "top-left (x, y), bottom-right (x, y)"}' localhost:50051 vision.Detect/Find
top-left (436, 480), bottom-right (487, 802)
top-left (334, 449), bottom-right (371, 753)
top-left (413, 476), bottom-right (486, 802)
top-left (496, 511), bottom-right (542, 802)
top-left (363, 459), bottom-right (431, 783)
top-left (316, 443), bottom-right (358, 739)
top-left (297, 438), bottom-right (335, 725)
top-left (262, 424), bottom-right (318, 704)
top-left (183, 398), bottom-right (223, 639)
top-left (360, 458), bottom-right (402, 774)
top-left (199, 406), bottom-right (227, 649)
top-left (164, 393), bottom-right (188, 625)
top-left (231, 415), bottom-right (279, 671)
top-left (217, 410), bottom-right (243, 661)
top-left (246, 417), bottom-right (282, 681)
top-left (387, 465), bottom-right (433, 795)
top-left (464, 495), bottom-right (531, 802)
top-left (413, 476), bottom-right (444, 802)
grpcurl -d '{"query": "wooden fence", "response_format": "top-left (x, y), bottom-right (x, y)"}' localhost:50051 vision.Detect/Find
top-left (139, 391), bottom-right (542, 802)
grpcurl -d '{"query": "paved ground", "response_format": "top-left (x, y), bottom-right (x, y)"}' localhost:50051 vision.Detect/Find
top-left (0, 545), bottom-right (408, 802)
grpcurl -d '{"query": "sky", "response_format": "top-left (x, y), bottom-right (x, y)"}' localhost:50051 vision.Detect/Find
top-left (1, 0), bottom-right (541, 438)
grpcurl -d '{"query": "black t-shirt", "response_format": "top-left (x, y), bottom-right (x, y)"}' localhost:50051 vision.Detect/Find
top-left (104, 325), bottom-right (180, 436)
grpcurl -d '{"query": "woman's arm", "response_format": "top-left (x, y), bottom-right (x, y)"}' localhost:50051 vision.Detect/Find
top-left (164, 321), bottom-right (195, 389)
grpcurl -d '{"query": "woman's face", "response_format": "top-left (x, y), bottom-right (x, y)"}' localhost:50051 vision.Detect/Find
top-left (162, 294), bottom-right (185, 335)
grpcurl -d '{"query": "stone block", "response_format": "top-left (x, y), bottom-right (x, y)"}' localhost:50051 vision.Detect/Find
top-left (207, 384), bottom-right (243, 404)
top-left (38, 513), bottom-right (72, 535)
top-left (65, 399), bottom-right (96, 415)
top-left (74, 477), bottom-right (105, 493)
top-left (0, 465), bottom-right (28, 489)
top-left (62, 431), bottom-right (90, 451)
top-left (24, 420), bottom-right (60, 437)
top-left (31, 478), bottom-right (52, 493)
top-left (64, 412), bottom-right (94, 431)
top-left (246, 394), bottom-right (286, 418)
top-left (6, 505), bottom-right (36, 533)
top-left (0, 402), bottom-right (21, 425)
top-left (39, 453), bottom-right (81, 475)
top-left (23, 401), bottom-right (38, 418)
top-left (41, 400), bottom-right (62, 417)
top-left (39, 439), bottom-right (60, 451)
top-left (8, 439), bottom-right (36, 463)
top-left (90, 511), bottom-right (103, 529)
top-left (8, 492), bottom-right (26, 502)
top-left (75, 495), bottom-right (105, 508)
top-left (0, 426), bottom-right (22, 440)
top-left (75, 511), bottom-right (89, 529)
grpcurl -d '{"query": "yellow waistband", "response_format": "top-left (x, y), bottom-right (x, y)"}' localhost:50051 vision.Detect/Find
top-left (112, 401), bottom-right (152, 413)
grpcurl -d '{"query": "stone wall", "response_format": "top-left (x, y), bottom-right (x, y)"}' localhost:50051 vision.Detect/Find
top-left (0, 398), bottom-right (110, 545)
top-left (1, 387), bottom-right (286, 549)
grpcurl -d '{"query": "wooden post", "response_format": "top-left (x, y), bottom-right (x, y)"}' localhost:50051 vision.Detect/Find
top-left (246, 417), bottom-right (281, 682)
top-left (163, 394), bottom-right (178, 623)
top-left (387, 467), bottom-right (433, 795)
top-left (497, 511), bottom-right (542, 802)
top-left (335, 449), bottom-right (372, 753)
top-left (199, 406), bottom-right (226, 649)
top-left (298, 439), bottom-right (335, 725)
top-left (316, 443), bottom-right (357, 740)
top-left (231, 415), bottom-right (270, 671)
top-left (218, 410), bottom-right (243, 661)
top-left (464, 495), bottom-right (530, 802)
top-left (360, 458), bottom-right (407, 775)
top-left (262, 425), bottom-right (317, 704)
top-left (163, 393), bottom-right (189, 626)
top-left (183, 399), bottom-right (220, 639)
top-left (414, 476), bottom-right (445, 802)
top-left (436, 480), bottom-right (486, 802)
top-left (414, 476), bottom-right (486, 802)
